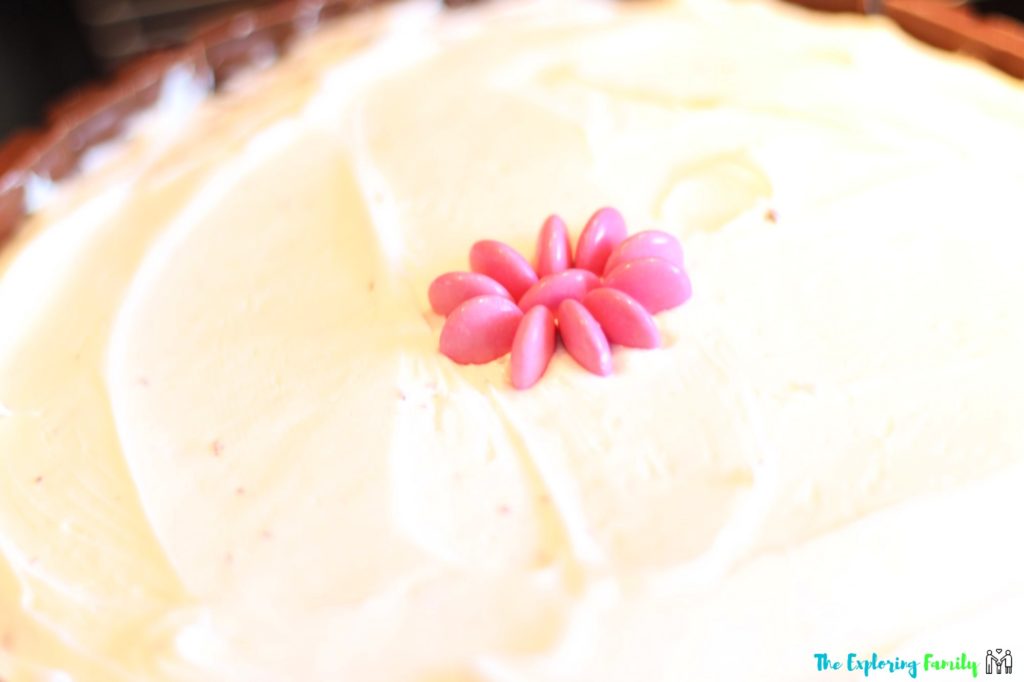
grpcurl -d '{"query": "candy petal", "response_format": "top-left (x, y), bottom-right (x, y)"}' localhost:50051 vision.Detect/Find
top-left (602, 258), bottom-right (692, 314)
top-left (583, 288), bottom-right (660, 349)
top-left (440, 295), bottom-right (524, 365)
top-left (518, 269), bottom-right (599, 313)
top-left (557, 299), bottom-right (612, 376)
top-left (536, 214), bottom-right (572, 277)
top-left (603, 230), bottom-right (684, 275)
top-left (429, 272), bottom-right (512, 316)
top-left (470, 240), bottom-right (538, 300)
top-left (574, 207), bottom-right (628, 274)
top-left (510, 306), bottom-right (556, 389)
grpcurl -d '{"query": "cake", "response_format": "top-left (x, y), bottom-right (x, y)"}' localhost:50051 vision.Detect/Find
top-left (1, 0), bottom-right (1023, 680)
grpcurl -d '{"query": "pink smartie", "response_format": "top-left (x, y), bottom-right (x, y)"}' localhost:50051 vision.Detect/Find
top-left (510, 306), bottom-right (556, 390)
top-left (603, 230), bottom-right (684, 274)
top-left (440, 295), bottom-right (524, 365)
top-left (517, 268), bottom-right (599, 313)
top-left (469, 240), bottom-right (538, 301)
top-left (574, 207), bottom-right (627, 275)
top-left (583, 288), bottom-right (660, 349)
top-left (557, 299), bottom-right (612, 376)
top-left (535, 214), bottom-right (572, 277)
top-left (602, 257), bottom-right (692, 314)
top-left (428, 272), bottom-right (511, 316)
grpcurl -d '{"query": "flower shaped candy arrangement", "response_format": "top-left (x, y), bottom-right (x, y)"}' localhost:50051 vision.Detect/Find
top-left (428, 207), bottom-right (692, 389)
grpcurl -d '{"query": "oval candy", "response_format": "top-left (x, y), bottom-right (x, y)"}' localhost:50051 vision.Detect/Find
top-left (536, 214), bottom-right (572, 277)
top-left (583, 287), bottom-right (660, 349)
top-left (602, 258), bottom-right (692, 314)
top-left (469, 240), bottom-right (538, 301)
top-left (428, 272), bottom-right (511, 316)
top-left (510, 306), bottom-right (556, 390)
top-left (557, 299), bottom-right (612, 377)
top-left (603, 230), bottom-right (684, 275)
top-left (574, 207), bottom-right (628, 275)
top-left (518, 268), bottom-right (599, 313)
top-left (440, 295), bottom-right (524, 365)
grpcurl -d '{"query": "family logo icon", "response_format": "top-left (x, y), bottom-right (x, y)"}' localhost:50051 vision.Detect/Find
top-left (986, 649), bottom-right (1013, 675)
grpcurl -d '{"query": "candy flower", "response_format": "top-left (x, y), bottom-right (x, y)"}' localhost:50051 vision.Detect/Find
top-left (429, 207), bottom-right (692, 389)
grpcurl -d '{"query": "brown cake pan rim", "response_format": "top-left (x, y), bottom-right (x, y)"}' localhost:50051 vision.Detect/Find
top-left (2, 0), bottom-right (1023, 250)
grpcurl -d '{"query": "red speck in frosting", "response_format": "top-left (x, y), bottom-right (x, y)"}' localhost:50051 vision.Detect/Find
top-left (211, 440), bottom-right (224, 457)
top-left (33, 475), bottom-right (43, 485)
top-left (427, 208), bottom-right (692, 388)
top-left (235, 487), bottom-right (246, 496)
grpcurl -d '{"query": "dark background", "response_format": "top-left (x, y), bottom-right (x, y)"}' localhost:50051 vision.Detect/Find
top-left (2, 0), bottom-right (1024, 140)
top-left (1, 0), bottom-right (99, 138)
top-left (0, 0), bottom-right (274, 139)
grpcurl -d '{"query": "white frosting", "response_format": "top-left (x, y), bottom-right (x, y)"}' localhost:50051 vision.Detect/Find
top-left (1, 0), bottom-right (1023, 680)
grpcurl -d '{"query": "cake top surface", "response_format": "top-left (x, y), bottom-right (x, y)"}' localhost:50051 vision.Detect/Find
top-left (1, 0), bottom-right (1023, 680)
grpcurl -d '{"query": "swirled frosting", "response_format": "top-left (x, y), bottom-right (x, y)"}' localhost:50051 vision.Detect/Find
top-left (2, 0), bottom-right (1023, 680)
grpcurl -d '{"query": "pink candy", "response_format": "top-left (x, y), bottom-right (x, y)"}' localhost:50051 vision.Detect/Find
top-left (510, 306), bottom-right (556, 390)
top-left (439, 295), bottom-right (523, 365)
top-left (604, 230), bottom-right (684, 274)
top-left (574, 207), bottom-right (627, 274)
top-left (429, 207), bottom-right (692, 387)
top-left (536, 214), bottom-right (572, 277)
top-left (429, 272), bottom-right (511, 316)
top-left (557, 300), bottom-right (612, 376)
top-left (518, 269), bottom-right (599, 313)
top-left (603, 258), bottom-right (692, 314)
top-left (583, 288), bottom-right (660, 349)
top-left (470, 240), bottom-right (538, 301)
